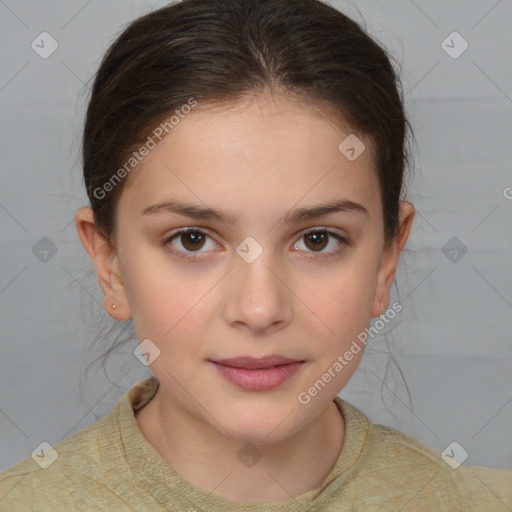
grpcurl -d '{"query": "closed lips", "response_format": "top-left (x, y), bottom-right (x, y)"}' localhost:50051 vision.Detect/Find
top-left (211, 356), bottom-right (304, 370)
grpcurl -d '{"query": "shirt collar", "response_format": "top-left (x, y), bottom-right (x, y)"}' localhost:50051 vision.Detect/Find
top-left (103, 376), bottom-right (372, 511)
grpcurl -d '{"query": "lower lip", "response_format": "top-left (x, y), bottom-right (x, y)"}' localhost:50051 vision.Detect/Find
top-left (210, 361), bottom-right (304, 391)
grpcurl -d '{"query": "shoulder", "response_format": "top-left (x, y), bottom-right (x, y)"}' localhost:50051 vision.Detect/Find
top-left (0, 378), bottom-right (159, 511)
top-left (336, 398), bottom-right (511, 509)
top-left (366, 421), bottom-right (512, 509)
top-left (0, 415), bottom-right (109, 511)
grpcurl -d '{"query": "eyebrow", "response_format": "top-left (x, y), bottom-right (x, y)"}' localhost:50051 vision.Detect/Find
top-left (141, 198), bottom-right (368, 224)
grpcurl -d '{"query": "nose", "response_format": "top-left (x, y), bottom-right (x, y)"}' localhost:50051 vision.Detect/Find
top-left (223, 246), bottom-right (293, 335)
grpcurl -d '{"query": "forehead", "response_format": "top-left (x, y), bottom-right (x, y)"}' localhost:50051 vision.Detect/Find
top-left (118, 92), bottom-right (381, 224)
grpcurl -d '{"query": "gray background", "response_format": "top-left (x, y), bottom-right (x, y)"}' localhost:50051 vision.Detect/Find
top-left (1, 0), bottom-right (511, 473)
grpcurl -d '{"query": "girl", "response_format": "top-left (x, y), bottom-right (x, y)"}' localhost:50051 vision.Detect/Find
top-left (1, 0), bottom-right (511, 509)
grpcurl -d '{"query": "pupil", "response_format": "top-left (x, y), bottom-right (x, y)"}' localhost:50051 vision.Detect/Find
top-left (307, 231), bottom-right (327, 251)
top-left (184, 232), bottom-right (203, 249)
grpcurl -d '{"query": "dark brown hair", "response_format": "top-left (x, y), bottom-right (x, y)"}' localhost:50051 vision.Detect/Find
top-left (80, 0), bottom-right (413, 410)
top-left (82, 0), bottom-right (412, 247)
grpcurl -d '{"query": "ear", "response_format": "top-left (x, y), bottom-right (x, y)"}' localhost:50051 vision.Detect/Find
top-left (370, 201), bottom-right (415, 318)
top-left (75, 206), bottom-right (132, 321)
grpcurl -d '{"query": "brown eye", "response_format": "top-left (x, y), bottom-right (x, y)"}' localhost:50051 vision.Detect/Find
top-left (163, 228), bottom-right (218, 260)
top-left (303, 231), bottom-right (329, 252)
top-left (293, 229), bottom-right (349, 260)
top-left (179, 231), bottom-right (206, 251)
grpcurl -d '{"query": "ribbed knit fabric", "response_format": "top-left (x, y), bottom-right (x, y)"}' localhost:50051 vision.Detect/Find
top-left (1, 377), bottom-right (511, 511)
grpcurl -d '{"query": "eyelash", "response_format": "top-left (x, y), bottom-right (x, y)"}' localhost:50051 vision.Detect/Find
top-left (162, 227), bottom-right (349, 262)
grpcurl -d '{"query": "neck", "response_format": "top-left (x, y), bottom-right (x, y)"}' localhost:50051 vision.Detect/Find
top-left (135, 388), bottom-right (345, 503)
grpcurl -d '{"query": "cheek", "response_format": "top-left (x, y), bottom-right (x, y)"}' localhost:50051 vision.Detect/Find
top-left (301, 259), bottom-right (378, 367)
top-left (306, 261), bottom-right (376, 326)
top-left (122, 249), bottom-right (208, 340)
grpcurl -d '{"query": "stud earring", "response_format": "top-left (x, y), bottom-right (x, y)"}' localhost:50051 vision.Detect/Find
top-left (112, 304), bottom-right (117, 310)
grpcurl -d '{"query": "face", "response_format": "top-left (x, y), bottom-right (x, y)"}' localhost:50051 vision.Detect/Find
top-left (103, 92), bottom-right (402, 444)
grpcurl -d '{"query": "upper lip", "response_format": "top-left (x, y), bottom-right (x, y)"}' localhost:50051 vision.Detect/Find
top-left (211, 355), bottom-right (303, 370)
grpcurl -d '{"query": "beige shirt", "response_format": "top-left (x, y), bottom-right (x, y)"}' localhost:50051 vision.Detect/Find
top-left (0, 376), bottom-right (511, 511)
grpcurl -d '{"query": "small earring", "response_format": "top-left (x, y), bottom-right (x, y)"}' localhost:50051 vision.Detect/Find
top-left (112, 304), bottom-right (117, 310)
top-left (380, 301), bottom-right (384, 307)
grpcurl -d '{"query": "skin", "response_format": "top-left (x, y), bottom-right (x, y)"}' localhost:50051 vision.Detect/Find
top-left (76, 91), bottom-right (414, 503)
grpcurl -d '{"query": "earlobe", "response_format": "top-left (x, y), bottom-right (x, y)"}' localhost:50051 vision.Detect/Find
top-left (75, 206), bottom-right (132, 321)
top-left (371, 201), bottom-right (415, 318)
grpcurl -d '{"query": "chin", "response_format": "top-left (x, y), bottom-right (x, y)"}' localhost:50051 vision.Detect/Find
top-left (213, 407), bottom-right (303, 446)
